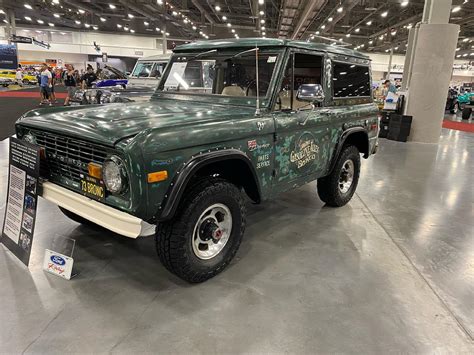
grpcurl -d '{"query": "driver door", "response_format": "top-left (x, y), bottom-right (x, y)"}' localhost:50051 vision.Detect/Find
top-left (272, 51), bottom-right (332, 192)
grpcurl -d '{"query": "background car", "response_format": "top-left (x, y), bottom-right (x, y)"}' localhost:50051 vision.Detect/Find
top-left (93, 65), bottom-right (128, 88)
top-left (0, 76), bottom-right (13, 87)
top-left (0, 69), bottom-right (38, 85)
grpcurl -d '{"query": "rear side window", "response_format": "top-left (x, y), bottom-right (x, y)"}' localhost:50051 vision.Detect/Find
top-left (332, 62), bottom-right (370, 98)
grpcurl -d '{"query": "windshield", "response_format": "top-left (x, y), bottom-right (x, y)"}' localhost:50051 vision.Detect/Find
top-left (158, 49), bottom-right (280, 98)
top-left (132, 61), bottom-right (167, 78)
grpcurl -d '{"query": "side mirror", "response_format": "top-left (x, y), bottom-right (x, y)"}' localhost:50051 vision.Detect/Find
top-left (296, 84), bottom-right (325, 103)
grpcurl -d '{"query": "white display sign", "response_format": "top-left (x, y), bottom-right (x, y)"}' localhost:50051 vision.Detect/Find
top-left (43, 249), bottom-right (74, 280)
top-left (4, 165), bottom-right (26, 243)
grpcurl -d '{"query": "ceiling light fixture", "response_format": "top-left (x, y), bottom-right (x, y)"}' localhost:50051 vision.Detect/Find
top-left (321, 24), bottom-right (326, 29)
top-left (144, 21), bottom-right (149, 25)
top-left (128, 13), bottom-right (134, 18)
top-left (222, 16), bottom-right (227, 21)
top-left (130, 29), bottom-right (135, 33)
top-left (117, 24), bottom-right (122, 28)
top-left (37, 19), bottom-right (44, 24)
top-left (366, 20), bottom-right (372, 25)
top-left (381, 11), bottom-right (388, 17)
top-left (24, 4), bottom-right (32, 9)
top-left (215, 5), bottom-right (221, 11)
top-left (328, 17), bottom-right (333, 22)
top-left (259, 11), bottom-right (264, 15)
top-left (227, 23), bottom-right (232, 27)
top-left (452, 6), bottom-right (461, 13)
top-left (260, 19), bottom-right (265, 23)
top-left (172, 11), bottom-right (177, 16)
top-left (401, 0), bottom-right (409, 6)
top-left (462, 37), bottom-right (469, 42)
top-left (48, 22), bottom-right (54, 27)
top-left (346, 33), bottom-right (351, 37)
top-left (75, 20), bottom-right (81, 24)
top-left (258, 0), bottom-right (264, 4)
top-left (85, 23), bottom-right (90, 28)
top-left (337, 6), bottom-right (343, 13)
top-left (157, 0), bottom-right (163, 4)
top-left (53, 13), bottom-right (60, 18)
top-left (109, 4), bottom-right (116, 9)
top-left (93, 26), bottom-right (98, 30)
top-left (24, 16), bottom-right (32, 21)
top-left (355, 28), bottom-right (360, 32)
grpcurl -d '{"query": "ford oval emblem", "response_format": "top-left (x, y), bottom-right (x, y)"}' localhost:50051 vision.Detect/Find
top-left (50, 255), bottom-right (66, 266)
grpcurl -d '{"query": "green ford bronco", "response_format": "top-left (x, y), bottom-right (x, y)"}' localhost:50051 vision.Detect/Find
top-left (16, 39), bottom-right (379, 282)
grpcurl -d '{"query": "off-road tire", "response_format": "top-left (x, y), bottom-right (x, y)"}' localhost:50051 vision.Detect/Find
top-left (155, 178), bottom-right (246, 283)
top-left (317, 145), bottom-right (361, 207)
top-left (59, 206), bottom-right (97, 226)
top-left (462, 107), bottom-right (472, 120)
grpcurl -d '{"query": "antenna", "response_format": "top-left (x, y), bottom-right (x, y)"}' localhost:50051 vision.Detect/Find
top-left (255, 43), bottom-right (260, 116)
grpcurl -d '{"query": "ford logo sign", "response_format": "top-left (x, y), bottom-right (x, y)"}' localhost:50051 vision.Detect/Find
top-left (50, 255), bottom-right (66, 266)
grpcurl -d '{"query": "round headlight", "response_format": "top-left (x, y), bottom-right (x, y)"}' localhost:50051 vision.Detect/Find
top-left (24, 133), bottom-right (37, 144)
top-left (103, 156), bottom-right (127, 194)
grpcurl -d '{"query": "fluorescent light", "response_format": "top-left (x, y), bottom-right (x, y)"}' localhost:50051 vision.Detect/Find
top-left (401, 1), bottom-right (409, 6)
top-left (231, 29), bottom-right (235, 33)
top-left (462, 37), bottom-right (469, 42)
top-left (366, 20), bottom-right (372, 25)
top-left (53, 13), bottom-right (60, 18)
top-left (48, 23), bottom-right (54, 27)
top-left (346, 33), bottom-right (351, 37)
top-left (381, 11), bottom-right (388, 17)
top-left (192, 25), bottom-right (196, 30)
top-left (337, 6), bottom-right (343, 13)
top-left (156, 27), bottom-right (160, 31)
top-left (215, 5), bottom-right (221, 11)
top-left (259, 11), bottom-right (264, 15)
top-left (261, 26), bottom-right (266, 30)
top-left (93, 26), bottom-right (98, 30)
top-left (84, 23), bottom-right (90, 28)
top-left (262, 32), bottom-right (266, 36)
top-left (117, 23), bottom-right (122, 28)
top-left (0, 9), bottom-right (4, 14)
top-left (452, 6), bottom-right (461, 13)
top-left (172, 11), bottom-right (177, 16)
top-left (315, 31), bottom-right (320, 35)
top-left (75, 20), bottom-right (81, 24)
top-left (109, 4), bottom-right (116, 9)
top-left (78, 9), bottom-right (85, 14)
top-left (456, 47), bottom-right (460, 51)
top-left (222, 16), bottom-right (227, 20)
top-left (391, 30), bottom-right (397, 36)
top-left (165, 32), bottom-right (169, 36)
top-left (321, 24), bottom-right (325, 29)
top-left (24, 16), bottom-right (32, 21)
top-left (37, 19), bottom-right (44, 24)
top-left (100, 17), bottom-right (106, 22)
top-left (130, 29), bottom-right (135, 33)
top-left (369, 40), bottom-right (373, 44)
top-left (128, 13), bottom-right (134, 18)
top-left (260, 19), bottom-right (265, 23)
top-left (328, 17), bottom-right (333, 22)
top-left (227, 23), bottom-right (231, 27)
top-left (258, 0), bottom-right (264, 4)
top-left (24, 4), bottom-right (32, 10)
top-left (157, 0), bottom-right (163, 4)
top-left (355, 28), bottom-right (360, 32)
top-left (144, 21), bottom-right (149, 25)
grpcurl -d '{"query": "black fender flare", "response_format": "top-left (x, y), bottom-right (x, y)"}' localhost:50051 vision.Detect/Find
top-left (156, 149), bottom-right (260, 221)
top-left (327, 126), bottom-right (369, 175)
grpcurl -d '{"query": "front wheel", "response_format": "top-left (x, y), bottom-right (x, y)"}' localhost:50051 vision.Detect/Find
top-left (317, 145), bottom-right (361, 207)
top-left (155, 179), bottom-right (246, 283)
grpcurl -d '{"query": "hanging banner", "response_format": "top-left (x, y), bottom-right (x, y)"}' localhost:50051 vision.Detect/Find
top-left (1, 137), bottom-right (40, 266)
top-left (0, 44), bottom-right (18, 69)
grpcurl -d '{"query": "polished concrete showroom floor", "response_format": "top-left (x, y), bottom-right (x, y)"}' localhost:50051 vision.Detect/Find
top-left (0, 129), bottom-right (473, 353)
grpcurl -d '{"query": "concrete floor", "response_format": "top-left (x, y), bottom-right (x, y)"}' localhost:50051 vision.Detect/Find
top-left (0, 130), bottom-right (473, 353)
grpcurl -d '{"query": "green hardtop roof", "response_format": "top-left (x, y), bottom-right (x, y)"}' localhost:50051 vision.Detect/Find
top-left (174, 38), bottom-right (370, 60)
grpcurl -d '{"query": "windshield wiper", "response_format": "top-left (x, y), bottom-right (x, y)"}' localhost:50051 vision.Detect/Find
top-left (189, 49), bottom-right (217, 61)
top-left (231, 47), bottom-right (259, 58)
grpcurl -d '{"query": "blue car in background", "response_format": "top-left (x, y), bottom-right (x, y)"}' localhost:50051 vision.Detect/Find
top-left (93, 65), bottom-right (128, 88)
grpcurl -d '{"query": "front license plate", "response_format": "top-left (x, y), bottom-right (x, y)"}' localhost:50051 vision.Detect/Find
top-left (80, 175), bottom-right (105, 202)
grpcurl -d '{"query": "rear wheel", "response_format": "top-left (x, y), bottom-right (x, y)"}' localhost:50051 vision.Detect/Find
top-left (23, 79), bottom-right (30, 85)
top-left (155, 178), bottom-right (246, 283)
top-left (317, 145), bottom-right (361, 207)
top-left (462, 107), bottom-right (472, 120)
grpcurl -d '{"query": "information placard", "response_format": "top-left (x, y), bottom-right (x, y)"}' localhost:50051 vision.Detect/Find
top-left (1, 137), bottom-right (40, 266)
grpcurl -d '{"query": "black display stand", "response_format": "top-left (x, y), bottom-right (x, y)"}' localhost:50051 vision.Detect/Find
top-left (1, 137), bottom-right (40, 266)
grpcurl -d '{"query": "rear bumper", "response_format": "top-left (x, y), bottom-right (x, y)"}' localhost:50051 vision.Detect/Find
top-left (40, 181), bottom-right (154, 238)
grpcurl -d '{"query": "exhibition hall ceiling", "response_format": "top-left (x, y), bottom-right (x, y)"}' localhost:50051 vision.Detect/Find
top-left (1, 0), bottom-right (473, 55)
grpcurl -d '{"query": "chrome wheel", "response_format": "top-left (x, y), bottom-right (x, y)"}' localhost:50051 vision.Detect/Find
top-left (192, 203), bottom-right (233, 260)
top-left (339, 159), bottom-right (354, 194)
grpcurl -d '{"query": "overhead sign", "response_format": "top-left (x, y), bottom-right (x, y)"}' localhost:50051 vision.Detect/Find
top-left (1, 137), bottom-right (40, 266)
top-left (32, 38), bottom-right (50, 49)
top-left (10, 35), bottom-right (33, 44)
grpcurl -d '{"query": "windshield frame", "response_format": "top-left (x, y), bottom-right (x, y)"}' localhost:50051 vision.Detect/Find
top-left (153, 47), bottom-right (286, 108)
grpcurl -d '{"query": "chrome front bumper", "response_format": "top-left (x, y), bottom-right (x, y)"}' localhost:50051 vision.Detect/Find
top-left (40, 181), bottom-right (154, 238)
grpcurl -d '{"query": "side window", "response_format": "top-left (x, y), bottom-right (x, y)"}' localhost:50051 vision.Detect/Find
top-left (275, 53), bottom-right (323, 111)
top-left (332, 62), bottom-right (370, 98)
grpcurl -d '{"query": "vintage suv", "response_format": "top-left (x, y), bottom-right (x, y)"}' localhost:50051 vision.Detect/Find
top-left (15, 39), bottom-right (379, 282)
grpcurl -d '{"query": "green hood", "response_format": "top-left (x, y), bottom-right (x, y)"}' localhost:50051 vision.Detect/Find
top-left (17, 100), bottom-right (255, 146)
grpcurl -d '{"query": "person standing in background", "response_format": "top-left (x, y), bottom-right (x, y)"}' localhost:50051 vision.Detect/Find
top-left (49, 67), bottom-right (57, 103)
top-left (384, 79), bottom-right (397, 94)
top-left (81, 65), bottom-right (97, 89)
top-left (63, 64), bottom-right (77, 106)
top-left (39, 63), bottom-right (52, 106)
top-left (15, 68), bottom-right (23, 87)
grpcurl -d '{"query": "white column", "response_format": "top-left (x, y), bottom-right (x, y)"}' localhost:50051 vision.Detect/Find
top-left (402, 0), bottom-right (459, 143)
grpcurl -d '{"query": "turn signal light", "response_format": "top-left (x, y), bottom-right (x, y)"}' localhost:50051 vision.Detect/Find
top-left (88, 162), bottom-right (103, 179)
top-left (148, 170), bottom-right (168, 183)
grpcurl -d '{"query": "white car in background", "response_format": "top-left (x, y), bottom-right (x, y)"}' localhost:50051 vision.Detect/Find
top-left (72, 54), bottom-right (170, 105)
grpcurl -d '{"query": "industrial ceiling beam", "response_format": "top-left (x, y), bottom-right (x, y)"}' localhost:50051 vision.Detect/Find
top-left (291, 0), bottom-right (325, 39)
top-left (190, 0), bottom-right (215, 25)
